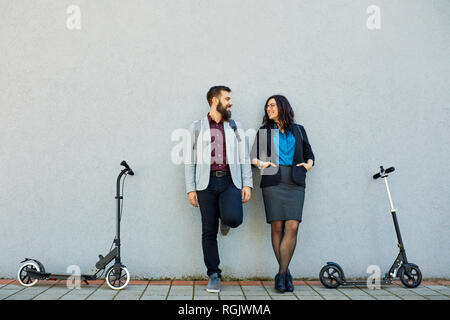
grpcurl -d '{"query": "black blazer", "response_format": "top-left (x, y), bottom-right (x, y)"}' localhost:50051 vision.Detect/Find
top-left (250, 123), bottom-right (315, 188)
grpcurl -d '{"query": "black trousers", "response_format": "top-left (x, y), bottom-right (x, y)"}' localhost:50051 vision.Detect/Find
top-left (197, 174), bottom-right (243, 277)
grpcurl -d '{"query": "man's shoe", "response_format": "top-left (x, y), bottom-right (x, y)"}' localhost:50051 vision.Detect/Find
top-left (285, 273), bottom-right (294, 292)
top-left (206, 273), bottom-right (221, 293)
top-left (220, 219), bottom-right (230, 236)
top-left (274, 273), bottom-right (286, 293)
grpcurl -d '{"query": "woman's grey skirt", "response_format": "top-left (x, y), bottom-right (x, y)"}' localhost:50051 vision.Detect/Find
top-left (262, 165), bottom-right (305, 224)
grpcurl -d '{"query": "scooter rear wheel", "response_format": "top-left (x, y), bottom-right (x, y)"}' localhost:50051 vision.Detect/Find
top-left (398, 265), bottom-right (422, 288)
top-left (17, 262), bottom-right (40, 287)
top-left (105, 265), bottom-right (130, 290)
top-left (319, 265), bottom-right (342, 289)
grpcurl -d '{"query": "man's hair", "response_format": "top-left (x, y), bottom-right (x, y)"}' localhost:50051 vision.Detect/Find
top-left (206, 86), bottom-right (231, 106)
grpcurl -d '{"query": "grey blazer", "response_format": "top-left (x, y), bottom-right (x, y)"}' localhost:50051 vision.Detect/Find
top-left (185, 116), bottom-right (253, 193)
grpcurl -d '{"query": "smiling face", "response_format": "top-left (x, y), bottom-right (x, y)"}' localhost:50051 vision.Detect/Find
top-left (215, 90), bottom-right (233, 120)
top-left (262, 95), bottom-right (295, 132)
top-left (265, 98), bottom-right (279, 121)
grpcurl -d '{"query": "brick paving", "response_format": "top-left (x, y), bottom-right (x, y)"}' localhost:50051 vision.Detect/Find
top-left (0, 279), bottom-right (449, 300)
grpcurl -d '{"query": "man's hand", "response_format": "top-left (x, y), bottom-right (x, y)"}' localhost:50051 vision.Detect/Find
top-left (241, 186), bottom-right (252, 203)
top-left (188, 191), bottom-right (199, 207)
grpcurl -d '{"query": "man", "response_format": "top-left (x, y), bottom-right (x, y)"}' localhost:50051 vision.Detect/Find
top-left (185, 85), bottom-right (253, 293)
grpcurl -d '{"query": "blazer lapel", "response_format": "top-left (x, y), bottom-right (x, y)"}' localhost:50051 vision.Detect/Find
top-left (201, 116), bottom-right (211, 165)
top-left (292, 124), bottom-right (302, 164)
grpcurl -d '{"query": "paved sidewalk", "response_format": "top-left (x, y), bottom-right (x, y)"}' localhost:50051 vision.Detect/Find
top-left (1, 279), bottom-right (449, 300)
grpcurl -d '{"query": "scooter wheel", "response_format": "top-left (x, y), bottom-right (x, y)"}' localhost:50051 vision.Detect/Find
top-left (105, 265), bottom-right (130, 290)
top-left (398, 265), bottom-right (422, 288)
top-left (319, 265), bottom-right (342, 289)
top-left (17, 262), bottom-right (40, 287)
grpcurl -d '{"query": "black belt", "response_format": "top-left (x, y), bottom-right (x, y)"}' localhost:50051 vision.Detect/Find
top-left (211, 170), bottom-right (230, 178)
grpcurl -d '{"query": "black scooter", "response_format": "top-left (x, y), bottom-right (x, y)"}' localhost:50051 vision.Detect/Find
top-left (17, 161), bottom-right (134, 290)
top-left (319, 166), bottom-right (422, 289)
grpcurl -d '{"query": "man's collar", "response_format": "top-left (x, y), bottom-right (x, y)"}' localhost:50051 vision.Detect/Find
top-left (207, 112), bottom-right (224, 124)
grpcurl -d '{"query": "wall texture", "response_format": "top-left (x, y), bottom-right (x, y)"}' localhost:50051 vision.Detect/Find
top-left (1, 0), bottom-right (449, 279)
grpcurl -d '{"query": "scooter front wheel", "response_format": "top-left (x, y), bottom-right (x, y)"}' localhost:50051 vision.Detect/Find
top-left (105, 265), bottom-right (130, 290)
top-left (319, 265), bottom-right (342, 289)
top-left (17, 262), bottom-right (40, 287)
top-left (398, 265), bottom-right (422, 288)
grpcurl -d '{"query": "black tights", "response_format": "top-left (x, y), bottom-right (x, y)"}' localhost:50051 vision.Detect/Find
top-left (271, 220), bottom-right (300, 275)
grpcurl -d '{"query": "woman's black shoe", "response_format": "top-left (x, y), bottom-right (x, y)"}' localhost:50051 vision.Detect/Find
top-left (274, 273), bottom-right (287, 293)
top-left (285, 273), bottom-right (294, 292)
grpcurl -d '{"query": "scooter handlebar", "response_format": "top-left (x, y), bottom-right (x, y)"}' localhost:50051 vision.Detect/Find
top-left (120, 160), bottom-right (134, 175)
top-left (385, 167), bottom-right (395, 174)
top-left (373, 166), bottom-right (395, 179)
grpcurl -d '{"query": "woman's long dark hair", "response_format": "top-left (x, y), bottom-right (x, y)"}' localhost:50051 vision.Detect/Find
top-left (262, 95), bottom-right (295, 132)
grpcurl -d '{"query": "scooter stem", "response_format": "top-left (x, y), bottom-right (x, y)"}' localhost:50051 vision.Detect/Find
top-left (383, 176), bottom-right (396, 213)
top-left (115, 169), bottom-right (128, 256)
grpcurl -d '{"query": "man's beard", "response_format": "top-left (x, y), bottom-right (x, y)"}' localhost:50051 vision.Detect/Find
top-left (217, 101), bottom-right (232, 120)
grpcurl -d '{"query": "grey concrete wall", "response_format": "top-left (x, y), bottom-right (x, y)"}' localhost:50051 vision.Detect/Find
top-left (1, 0), bottom-right (449, 279)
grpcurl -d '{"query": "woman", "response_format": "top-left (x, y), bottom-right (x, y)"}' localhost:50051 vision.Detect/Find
top-left (251, 95), bottom-right (315, 293)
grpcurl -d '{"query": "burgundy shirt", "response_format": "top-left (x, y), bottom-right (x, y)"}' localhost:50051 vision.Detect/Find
top-left (207, 113), bottom-right (230, 172)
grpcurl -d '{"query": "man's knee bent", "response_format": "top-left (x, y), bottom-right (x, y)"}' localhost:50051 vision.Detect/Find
top-left (222, 216), bottom-right (242, 228)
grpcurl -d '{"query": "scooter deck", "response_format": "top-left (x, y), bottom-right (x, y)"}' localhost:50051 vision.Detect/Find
top-left (26, 270), bottom-right (97, 281)
top-left (339, 279), bottom-right (393, 286)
